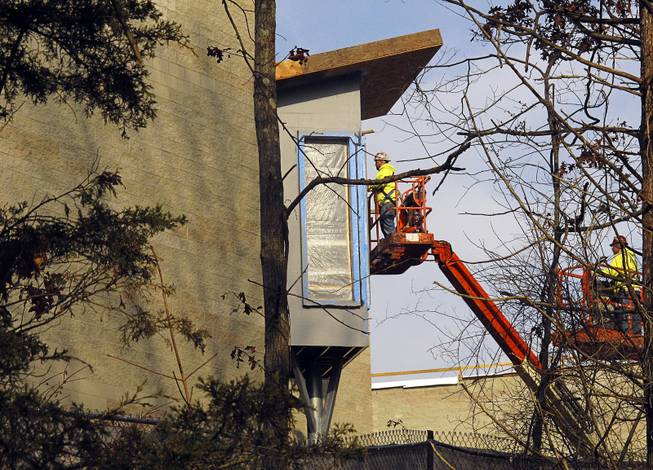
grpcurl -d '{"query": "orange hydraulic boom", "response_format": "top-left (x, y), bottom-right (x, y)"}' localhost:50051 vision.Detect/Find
top-left (369, 178), bottom-right (540, 369)
top-left (431, 240), bottom-right (542, 369)
top-left (555, 265), bottom-right (644, 361)
top-left (369, 176), bottom-right (603, 457)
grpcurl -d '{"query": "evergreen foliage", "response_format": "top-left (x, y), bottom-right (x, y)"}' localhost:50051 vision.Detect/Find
top-left (0, 2), bottom-right (360, 466)
top-left (0, 171), bottom-right (178, 467)
top-left (0, 172), bottom-right (360, 468)
top-left (0, 0), bottom-right (188, 135)
top-left (0, 170), bottom-right (186, 386)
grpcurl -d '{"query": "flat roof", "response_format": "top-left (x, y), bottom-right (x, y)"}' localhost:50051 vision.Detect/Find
top-left (276, 29), bottom-right (443, 120)
top-left (370, 362), bottom-right (516, 390)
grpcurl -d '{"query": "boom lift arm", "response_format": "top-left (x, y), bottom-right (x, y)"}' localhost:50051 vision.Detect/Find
top-left (370, 176), bottom-right (604, 458)
top-left (431, 241), bottom-right (599, 457)
top-left (432, 241), bottom-right (541, 368)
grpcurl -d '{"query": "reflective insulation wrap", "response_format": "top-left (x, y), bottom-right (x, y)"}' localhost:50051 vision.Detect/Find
top-left (303, 140), bottom-right (354, 302)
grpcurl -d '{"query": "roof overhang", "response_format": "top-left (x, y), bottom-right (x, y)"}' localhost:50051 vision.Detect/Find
top-left (276, 29), bottom-right (443, 120)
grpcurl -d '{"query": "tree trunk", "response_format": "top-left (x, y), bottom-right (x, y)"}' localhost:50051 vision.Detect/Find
top-left (531, 72), bottom-right (562, 453)
top-left (254, 1), bottom-right (291, 468)
top-left (640, 1), bottom-right (653, 464)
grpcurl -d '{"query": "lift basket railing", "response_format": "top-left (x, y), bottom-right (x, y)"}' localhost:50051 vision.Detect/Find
top-left (369, 176), bottom-right (432, 244)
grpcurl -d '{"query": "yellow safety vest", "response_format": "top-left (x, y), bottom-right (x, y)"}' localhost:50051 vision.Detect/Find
top-left (600, 247), bottom-right (640, 288)
top-left (373, 163), bottom-right (397, 204)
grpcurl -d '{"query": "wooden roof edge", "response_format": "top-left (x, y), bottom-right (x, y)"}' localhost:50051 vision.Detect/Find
top-left (371, 362), bottom-right (514, 378)
top-left (276, 29), bottom-right (443, 82)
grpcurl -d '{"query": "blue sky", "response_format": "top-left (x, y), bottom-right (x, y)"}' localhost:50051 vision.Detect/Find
top-left (277, 0), bottom-right (461, 54)
top-left (276, 1), bottom-right (528, 374)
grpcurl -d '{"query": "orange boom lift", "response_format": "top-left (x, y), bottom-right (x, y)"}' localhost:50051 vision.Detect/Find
top-left (554, 265), bottom-right (643, 361)
top-left (369, 176), bottom-right (640, 457)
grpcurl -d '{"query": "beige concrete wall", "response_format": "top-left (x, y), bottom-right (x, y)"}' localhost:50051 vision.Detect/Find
top-left (333, 348), bottom-right (373, 434)
top-left (372, 371), bottom-right (647, 457)
top-left (0, 0), bottom-right (263, 410)
top-left (372, 374), bottom-right (520, 434)
top-left (0, 0), bottom-right (374, 434)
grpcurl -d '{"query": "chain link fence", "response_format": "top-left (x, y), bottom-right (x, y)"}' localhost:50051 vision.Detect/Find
top-left (433, 430), bottom-right (523, 454)
top-left (349, 429), bottom-right (429, 447)
top-left (322, 429), bottom-right (547, 470)
top-left (85, 416), bottom-right (646, 469)
top-left (314, 429), bottom-right (647, 470)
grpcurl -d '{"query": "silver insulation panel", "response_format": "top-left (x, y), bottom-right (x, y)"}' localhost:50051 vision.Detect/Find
top-left (303, 141), bottom-right (354, 303)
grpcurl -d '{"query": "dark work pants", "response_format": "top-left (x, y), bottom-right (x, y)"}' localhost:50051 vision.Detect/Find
top-left (594, 282), bottom-right (642, 334)
top-left (379, 201), bottom-right (396, 238)
top-left (613, 290), bottom-right (642, 334)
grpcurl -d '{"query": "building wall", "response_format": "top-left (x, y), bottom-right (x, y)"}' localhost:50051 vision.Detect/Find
top-left (372, 374), bottom-right (520, 434)
top-left (278, 75), bottom-right (369, 347)
top-left (0, 0), bottom-right (264, 410)
top-left (278, 76), bottom-right (372, 432)
top-left (332, 348), bottom-right (373, 434)
top-left (372, 372), bottom-right (646, 456)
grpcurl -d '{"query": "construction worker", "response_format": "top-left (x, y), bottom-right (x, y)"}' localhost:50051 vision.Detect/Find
top-left (370, 152), bottom-right (397, 238)
top-left (597, 235), bottom-right (641, 334)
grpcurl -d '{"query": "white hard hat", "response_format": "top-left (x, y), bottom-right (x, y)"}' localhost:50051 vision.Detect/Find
top-left (374, 152), bottom-right (390, 162)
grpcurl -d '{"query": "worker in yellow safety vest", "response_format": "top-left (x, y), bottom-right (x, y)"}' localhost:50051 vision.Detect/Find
top-left (597, 234), bottom-right (641, 333)
top-left (599, 235), bottom-right (640, 287)
top-left (370, 152), bottom-right (397, 238)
